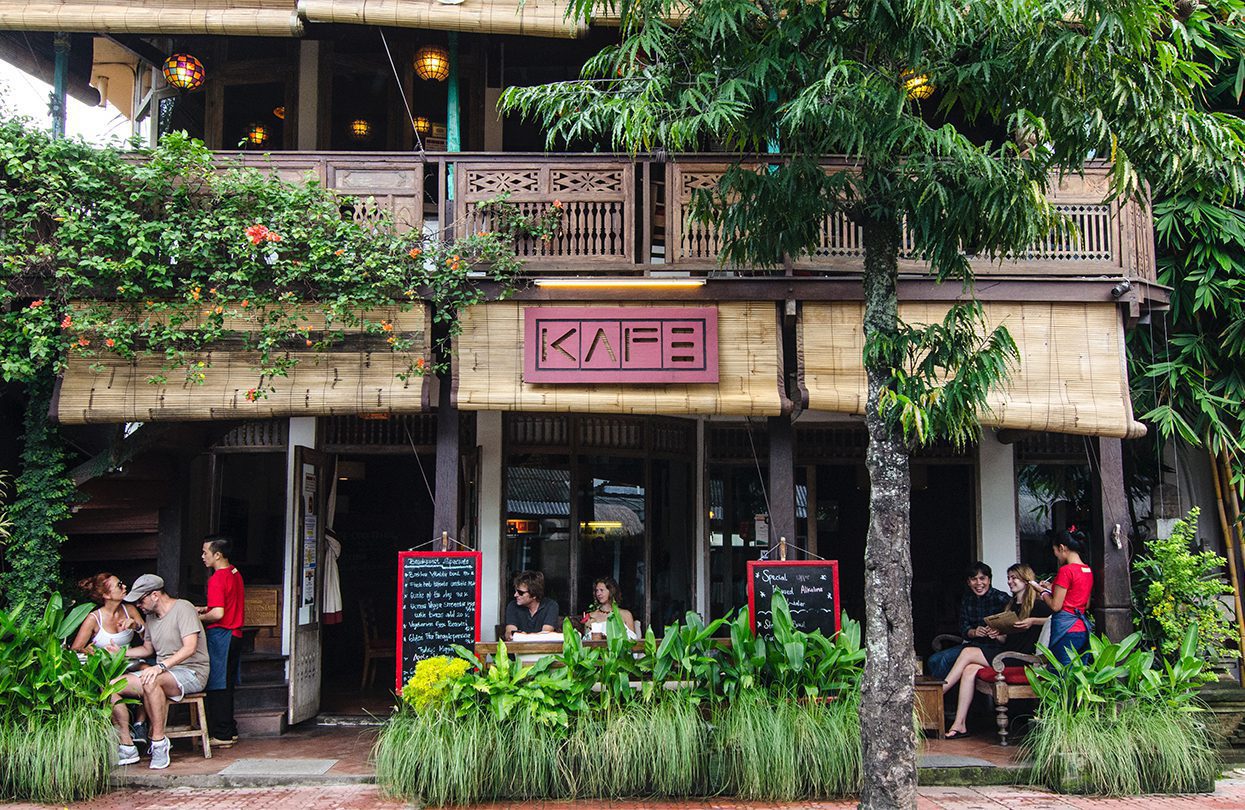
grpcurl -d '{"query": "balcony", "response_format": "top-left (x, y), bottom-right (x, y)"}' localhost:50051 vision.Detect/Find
top-left (216, 152), bottom-right (1155, 282)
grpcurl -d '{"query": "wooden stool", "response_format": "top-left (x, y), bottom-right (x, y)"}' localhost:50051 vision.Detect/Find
top-left (914, 676), bottom-right (945, 739)
top-left (164, 692), bottom-right (212, 758)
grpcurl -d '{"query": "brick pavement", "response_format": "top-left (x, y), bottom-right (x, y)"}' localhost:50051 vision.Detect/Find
top-left (9, 780), bottom-right (1245, 810)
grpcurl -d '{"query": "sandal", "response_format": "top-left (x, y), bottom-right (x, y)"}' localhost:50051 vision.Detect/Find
top-left (944, 728), bottom-right (973, 740)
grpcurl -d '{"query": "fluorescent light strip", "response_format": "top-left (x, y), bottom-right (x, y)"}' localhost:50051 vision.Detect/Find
top-left (533, 278), bottom-right (706, 289)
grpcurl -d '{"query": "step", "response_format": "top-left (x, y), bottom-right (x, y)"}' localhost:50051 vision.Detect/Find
top-left (241, 652), bottom-right (288, 682)
top-left (236, 682), bottom-right (289, 713)
top-left (235, 708), bottom-right (288, 737)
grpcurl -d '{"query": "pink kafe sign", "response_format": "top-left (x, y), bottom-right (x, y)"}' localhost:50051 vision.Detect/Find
top-left (524, 307), bottom-right (719, 383)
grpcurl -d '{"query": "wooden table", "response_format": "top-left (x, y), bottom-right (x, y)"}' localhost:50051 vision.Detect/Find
top-left (914, 676), bottom-right (945, 739)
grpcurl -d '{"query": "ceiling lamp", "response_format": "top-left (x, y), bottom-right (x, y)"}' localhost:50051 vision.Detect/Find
top-left (413, 45), bottom-right (450, 82)
top-left (412, 115), bottom-right (431, 135)
top-left (244, 122), bottom-right (268, 146)
top-left (349, 119), bottom-right (373, 141)
top-left (162, 53), bottom-right (206, 91)
top-left (273, 106), bottom-right (286, 120)
top-left (901, 71), bottom-right (934, 101)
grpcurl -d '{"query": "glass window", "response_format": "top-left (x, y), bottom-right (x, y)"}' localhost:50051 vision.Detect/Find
top-left (577, 456), bottom-right (645, 624)
top-left (504, 454), bottom-right (572, 616)
top-left (651, 459), bottom-right (694, 629)
top-left (708, 465), bottom-right (770, 620)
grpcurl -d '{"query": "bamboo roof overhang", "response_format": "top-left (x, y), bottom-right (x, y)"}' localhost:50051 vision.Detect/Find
top-left (54, 304), bottom-right (433, 424)
top-left (453, 300), bottom-right (789, 416)
top-left (799, 301), bottom-right (1147, 440)
top-left (0, 0), bottom-right (586, 38)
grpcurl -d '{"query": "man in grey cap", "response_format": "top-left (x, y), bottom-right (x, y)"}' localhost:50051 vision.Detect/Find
top-left (109, 574), bottom-right (210, 769)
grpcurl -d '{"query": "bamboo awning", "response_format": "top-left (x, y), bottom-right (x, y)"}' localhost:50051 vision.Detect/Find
top-left (298, 0), bottom-right (586, 39)
top-left (799, 301), bottom-right (1146, 439)
top-left (55, 304), bottom-right (431, 424)
top-left (0, 0), bottom-right (304, 36)
top-left (453, 300), bottom-right (788, 416)
top-left (0, 0), bottom-right (586, 36)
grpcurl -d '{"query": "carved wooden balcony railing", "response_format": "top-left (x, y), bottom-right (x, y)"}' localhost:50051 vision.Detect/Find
top-left (208, 152), bottom-right (1154, 282)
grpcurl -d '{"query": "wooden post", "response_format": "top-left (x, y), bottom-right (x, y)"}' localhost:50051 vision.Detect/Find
top-left (767, 416), bottom-right (796, 558)
top-left (1211, 448), bottom-right (1245, 683)
top-left (432, 377), bottom-right (460, 546)
top-left (1091, 437), bottom-right (1132, 640)
top-left (779, 536), bottom-right (788, 561)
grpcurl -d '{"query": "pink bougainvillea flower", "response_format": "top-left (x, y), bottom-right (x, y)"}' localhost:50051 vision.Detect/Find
top-left (245, 224), bottom-right (269, 245)
top-left (60, 315), bottom-right (73, 329)
top-left (30, 299), bottom-right (43, 309)
top-left (245, 388), bottom-right (259, 402)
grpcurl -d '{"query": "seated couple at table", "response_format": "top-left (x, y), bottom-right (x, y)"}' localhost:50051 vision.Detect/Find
top-left (503, 571), bottom-right (638, 641)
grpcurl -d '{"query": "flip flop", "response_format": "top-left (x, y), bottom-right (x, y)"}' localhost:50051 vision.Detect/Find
top-left (944, 728), bottom-right (972, 740)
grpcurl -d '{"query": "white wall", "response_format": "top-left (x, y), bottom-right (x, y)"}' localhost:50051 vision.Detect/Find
top-left (477, 411), bottom-right (503, 640)
top-left (977, 430), bottom-right (1019, 583)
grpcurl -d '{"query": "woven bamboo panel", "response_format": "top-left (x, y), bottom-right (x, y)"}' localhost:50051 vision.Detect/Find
top-left (56, 304), bottom-right (430, 424)
top-left (298, 0), bottom-right (585, 38)
top-left (0, 0), bottom-right (303, 35)
top-left (799, 301), bottom-right (1145, 439)
top-left (453, 301), bottom-right (785, 416)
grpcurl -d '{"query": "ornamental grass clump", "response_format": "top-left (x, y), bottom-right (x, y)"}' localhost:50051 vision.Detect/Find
top-left (0, 595), bottom-right (128, 803)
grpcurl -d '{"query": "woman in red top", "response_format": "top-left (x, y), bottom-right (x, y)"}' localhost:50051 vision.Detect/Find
top-left (1034, 527), bottom-right (1093, 665)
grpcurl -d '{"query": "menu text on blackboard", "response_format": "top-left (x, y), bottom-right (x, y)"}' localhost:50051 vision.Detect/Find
top-left (747, 560), bottom-right (841, 638)
top-left (396, 551), bottom-right (482, 689)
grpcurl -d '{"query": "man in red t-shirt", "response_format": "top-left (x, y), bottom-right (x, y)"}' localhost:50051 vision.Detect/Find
top-left (198, 535), bottom-right (245, 747)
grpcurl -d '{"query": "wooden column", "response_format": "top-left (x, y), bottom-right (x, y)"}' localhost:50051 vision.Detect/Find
top-left (1091, 437), bottom-right (1132, 640)
top-left (432, 376), bottom-right (461, 544)
top-left (768, 416), bottom-right (796, 557)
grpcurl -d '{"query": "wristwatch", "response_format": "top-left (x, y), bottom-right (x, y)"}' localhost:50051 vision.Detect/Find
top-left (157, 662), bottom-right (168, 671)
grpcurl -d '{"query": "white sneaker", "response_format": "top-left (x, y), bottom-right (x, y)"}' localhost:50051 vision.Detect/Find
top-left (117, 743), bottom-right (140, 766)
top-left (148, 738), bottom-right (171, 770)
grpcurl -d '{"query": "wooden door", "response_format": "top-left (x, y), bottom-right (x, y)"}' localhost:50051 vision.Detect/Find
top-left (288, 446), bottom-right (333, 724)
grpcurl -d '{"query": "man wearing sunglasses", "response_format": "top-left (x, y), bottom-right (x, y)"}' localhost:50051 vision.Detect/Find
top-left (503, 570), bottom-right (559, 641)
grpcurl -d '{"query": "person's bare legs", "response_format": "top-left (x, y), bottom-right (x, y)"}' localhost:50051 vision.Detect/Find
top-left (947, 663), bottom-right (985, 735)
top-left (941, 646), bottom-right (988, 694)
top-left (142, 671), bottom-right (183, 740)
top-left (110, 673), bottom-right (146, 745)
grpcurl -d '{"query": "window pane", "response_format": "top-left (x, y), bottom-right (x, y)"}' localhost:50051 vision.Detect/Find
top-left (577, 456), bottom-right (644, 625)
top-left (505, 454), bottom-right (571, 616)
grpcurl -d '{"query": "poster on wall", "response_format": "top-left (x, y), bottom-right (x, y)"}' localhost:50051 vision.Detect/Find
top-left (298, 462), bottom-right (319, 625)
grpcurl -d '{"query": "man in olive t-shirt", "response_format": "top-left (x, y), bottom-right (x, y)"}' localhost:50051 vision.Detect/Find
top-left (109, 574), bottom-right (210, 769)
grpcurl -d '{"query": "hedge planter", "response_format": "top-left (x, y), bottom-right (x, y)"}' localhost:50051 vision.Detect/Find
top-left (0, 708), bottom-right (116, 803)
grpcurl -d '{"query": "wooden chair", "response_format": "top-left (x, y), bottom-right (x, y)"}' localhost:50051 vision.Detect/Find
top-left (164, 692), bottom-right (212, 759)
top-left (360, 600), bottom-right (396, 690)
top-left (974, 651), bottom-right (1043, 747)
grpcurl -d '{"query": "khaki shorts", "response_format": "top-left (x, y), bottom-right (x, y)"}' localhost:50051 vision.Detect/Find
top-left (166, 666), bottom-right (205, 700)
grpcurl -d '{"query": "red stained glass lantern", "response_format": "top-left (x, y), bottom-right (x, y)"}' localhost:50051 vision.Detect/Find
top-left (244, 122), bottom-right (269, 146)
top-left (162, 53), bottom-right (206, 91)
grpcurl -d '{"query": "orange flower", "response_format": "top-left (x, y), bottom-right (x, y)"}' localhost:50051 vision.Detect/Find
top-left (305, 339), bottom-right (313, 347)
top-left (241, 299), bottom-right (249, 308)
top-left (60, 315), bottom-right (72, 329)
top-left (408, 248), bottom-right (421, 259)
top-left (381, 321), bottom-right (394, 332)
top-left (77, 336), bottom-right (90, 347)
top-left (386, 336), bottom-right (396, 345)
top-left (477, 231), bottom-right (490, 238)
top-left (335, 249), bottom-right (345, 257)
top-left (30, 299), bottom-right (43, 308)
top-left (266, 231), bottom-right (283, 243)
top-left (145, 300), bottom-right (154, 308)
top-left (214, 306), bottom-right (224, 315)
top-left (553, 199), bottom-right (564, 209)
top-left (105, 338), bottom-right (116, 348)
top-left (245, 224), bottom-right (269, 245)
top-left (415, 357), bottom-right (426, 369)
top-left (209, 287), bottom-right (217, 295)
top-left (245, 388), bottom-right (259, 402)
top-left (190, 286), bottom-right (201, 301)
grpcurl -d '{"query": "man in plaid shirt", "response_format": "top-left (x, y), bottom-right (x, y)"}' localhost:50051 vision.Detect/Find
top-left (927, 562), bottom-right (1012, 681)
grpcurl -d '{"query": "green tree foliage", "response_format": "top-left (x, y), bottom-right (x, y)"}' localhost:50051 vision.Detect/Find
top-left (502, 1), bottom-right (1245, 805)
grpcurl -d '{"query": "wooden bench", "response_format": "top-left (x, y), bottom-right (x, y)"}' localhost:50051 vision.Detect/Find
top-left (974, 651), bottom-right (1043, 747)
top-left (165, 691), bottom-right (212, 758)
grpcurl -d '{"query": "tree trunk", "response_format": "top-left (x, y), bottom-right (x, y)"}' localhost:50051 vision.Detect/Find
top-left (858, 213), bottom-right (917, 810)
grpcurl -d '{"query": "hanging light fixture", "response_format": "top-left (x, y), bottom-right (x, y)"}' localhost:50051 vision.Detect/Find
top-left (349, 118), bottom-right (373, 141)
top-left (412, 115), bottom-right (431, 135)
top-left (244, 122), bottom-right (268, 145)
top-left (162, 53), bottom-right (206, 91)
top-left (413, 45), bottom-right (450, 81)
top-left (273, 106), bottom-right (286, 120)
top-left (901, 70), bottom-right (935, 101)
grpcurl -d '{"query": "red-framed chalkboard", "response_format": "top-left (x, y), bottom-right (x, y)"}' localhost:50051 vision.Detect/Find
top-left (395, 551), bottom-right (482, 690)
top-left (747, 559), bottom-right (841, 637)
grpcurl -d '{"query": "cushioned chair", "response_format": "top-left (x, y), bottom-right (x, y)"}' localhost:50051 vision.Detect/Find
top-left (974, 651), bottom-right (1043, 746)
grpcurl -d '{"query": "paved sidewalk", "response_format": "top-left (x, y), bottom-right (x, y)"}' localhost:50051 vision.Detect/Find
top-left (10, 780), bottom-right (1245, 809)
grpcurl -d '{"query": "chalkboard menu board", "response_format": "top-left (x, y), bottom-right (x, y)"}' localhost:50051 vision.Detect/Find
top-left (396, 551), bottom-right (482, 689)
top-left (747, 560), bottom-right (841, 638)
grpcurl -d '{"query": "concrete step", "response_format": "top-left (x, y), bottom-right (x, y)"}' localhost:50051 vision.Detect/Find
top-left (237, 682), bottom-right (289, 713)
top-left (241, 652), bottom-right (287, 682)
top-left (236, 708), bottom-right (288, 738)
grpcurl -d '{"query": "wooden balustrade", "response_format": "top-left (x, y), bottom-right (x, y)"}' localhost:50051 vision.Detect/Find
top-left (204, 152), bottom-right (1153, 282)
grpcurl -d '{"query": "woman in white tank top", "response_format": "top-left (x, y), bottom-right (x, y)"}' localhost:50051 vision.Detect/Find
top-left (71, 572), bottom-right (145, 658)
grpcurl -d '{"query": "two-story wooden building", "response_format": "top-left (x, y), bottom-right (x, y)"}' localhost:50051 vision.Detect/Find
top-left (1, 1), bottom-right (1165, 732)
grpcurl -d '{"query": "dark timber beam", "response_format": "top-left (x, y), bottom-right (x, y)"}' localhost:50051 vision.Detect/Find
top-left (767, 416), bottom-right (796, 558)
top-left (432, 376), bottom-right (460, 548)
top-left (1091, 437), bottom-right (1132, 640)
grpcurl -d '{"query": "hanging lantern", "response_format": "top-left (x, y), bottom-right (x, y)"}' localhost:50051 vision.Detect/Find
top-left (273, 106), bottom-right (286, 120)
top-left (901, 71), bottom-right (934, 101)
top-left (244, 122), bottom-right (268, 145)
top-left (412, 115), bottom-right (431, 135)
top-left (349, 118), bottom-right (373, 141)
top-left (162, 53), bottom-right (206, 91)
top-left (413, 45), bottom-right (450, 81)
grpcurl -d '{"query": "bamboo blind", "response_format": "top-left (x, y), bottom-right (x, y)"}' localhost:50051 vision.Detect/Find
top-left (298, 0), bottom-right (586, 38)
top-left (453, 300), bottom-right (787, 416)
top-left (0, 0), bottom-right (303, 35)
top-left (799, 301), bottom-right (1146, 439)
top-left (56, 304), bottom-right (431, 424)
